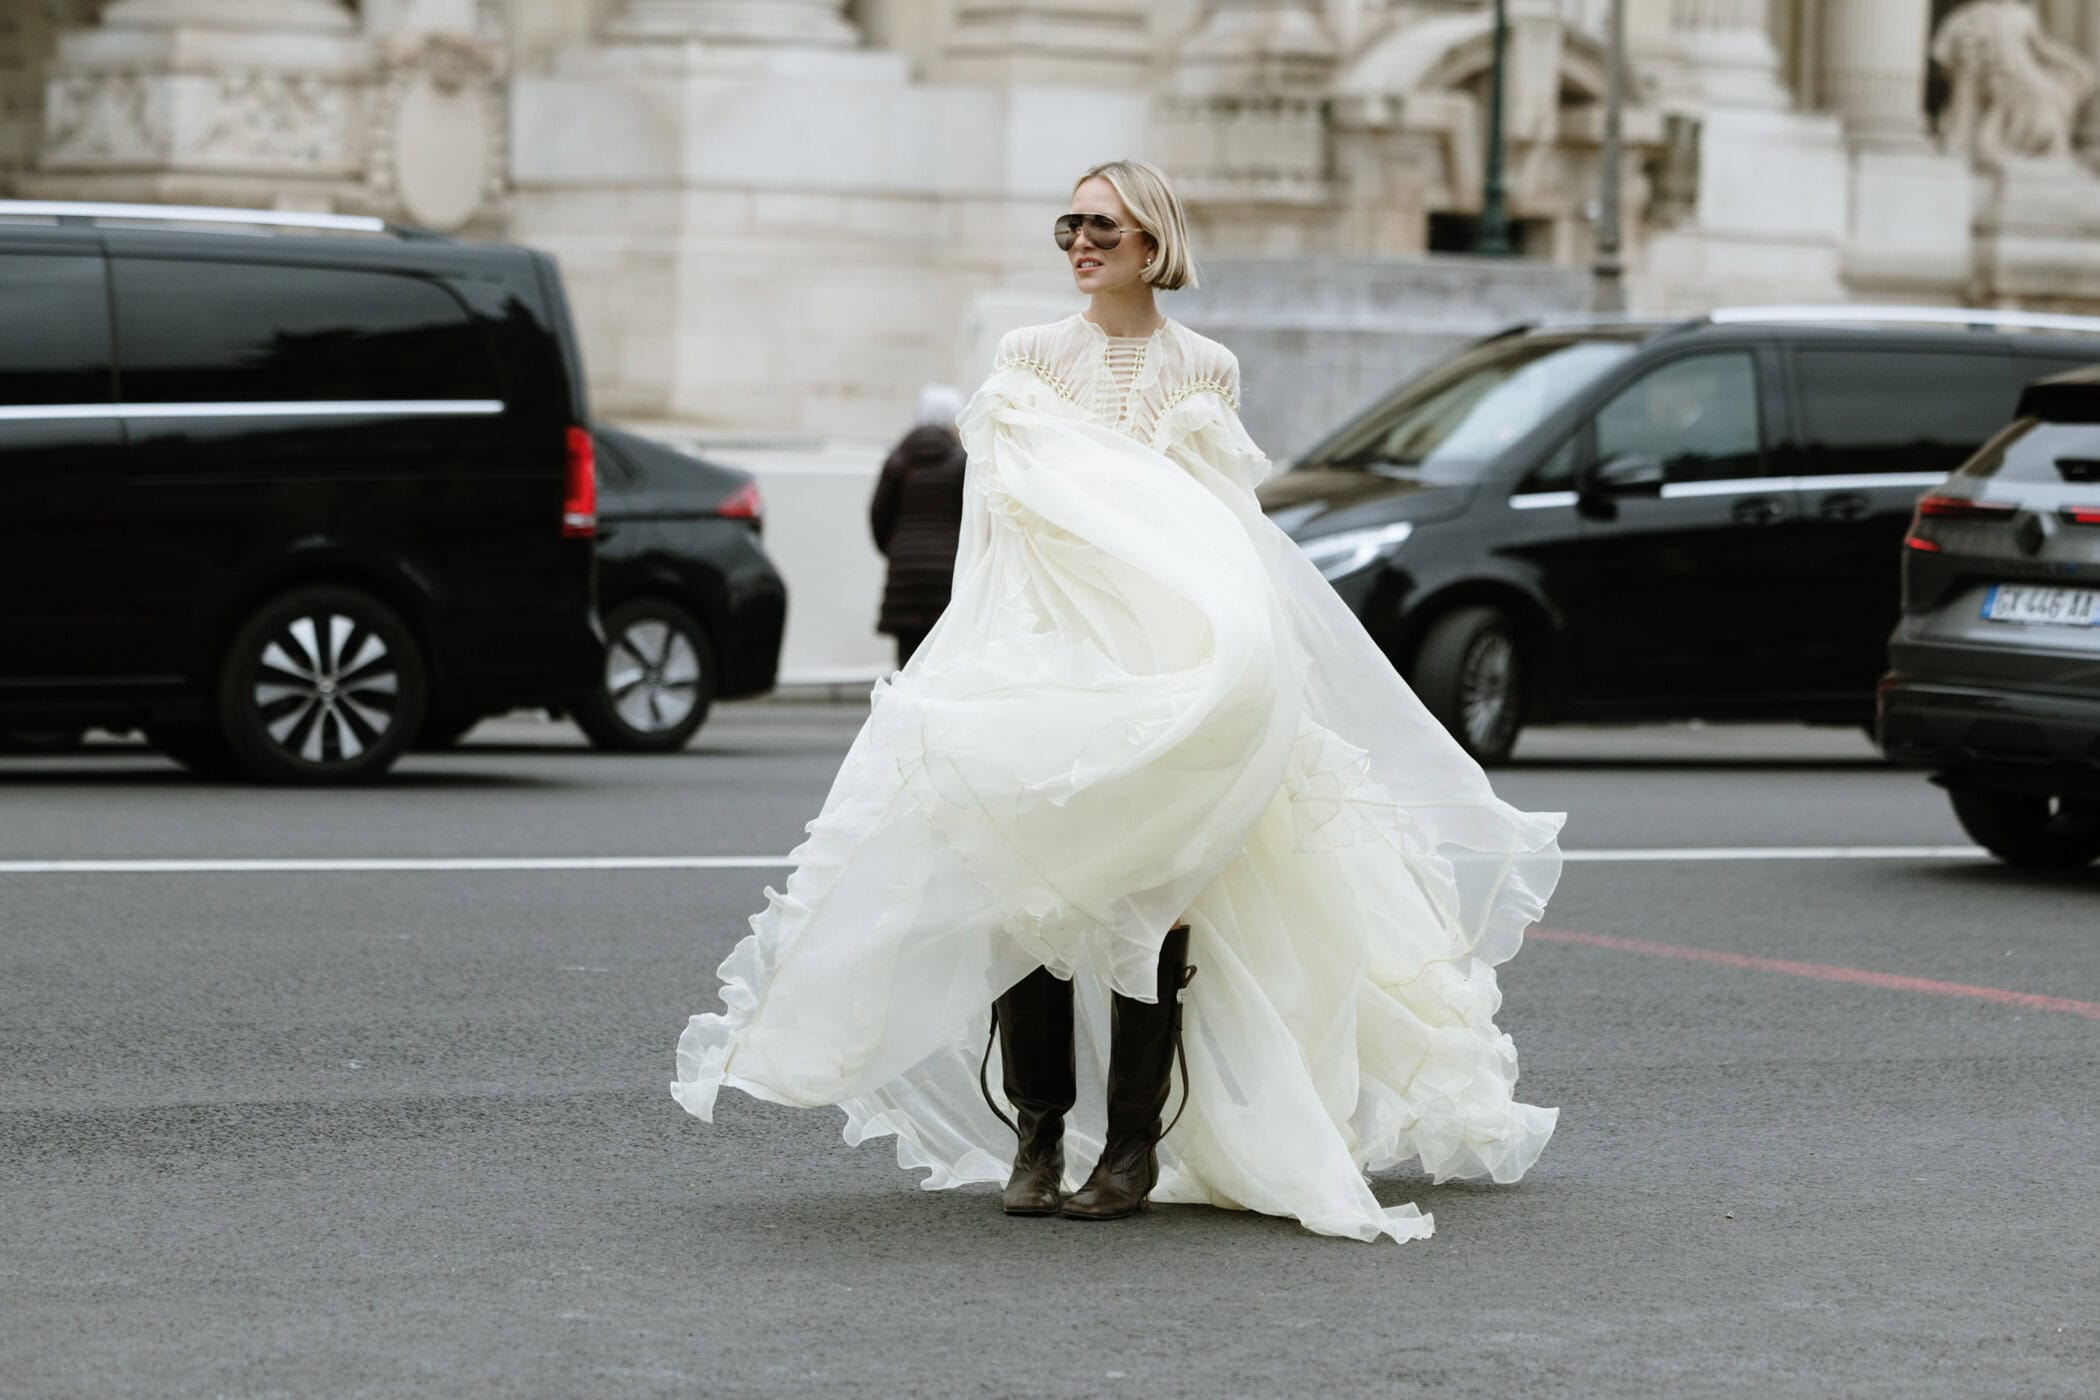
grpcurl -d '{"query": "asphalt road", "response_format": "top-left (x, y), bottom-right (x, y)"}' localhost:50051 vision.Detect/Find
top-left (2, 708), bottom-right (2095, 1399)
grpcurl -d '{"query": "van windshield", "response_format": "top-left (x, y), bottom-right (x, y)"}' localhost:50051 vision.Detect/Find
top-left (1303, 336), bottom-right (1638, 481)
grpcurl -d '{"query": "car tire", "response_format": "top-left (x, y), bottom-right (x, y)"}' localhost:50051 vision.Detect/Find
top-left (575, 598), bottom-right (716, 753)
top-left (216, 585), bottom-right (427, 784)
top-left (1414, 605), bottom-right (1526, 767)
top-left (1947, 786), bottom-right (2100, 868)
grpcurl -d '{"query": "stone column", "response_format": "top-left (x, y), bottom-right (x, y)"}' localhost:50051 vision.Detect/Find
top-left (930, 0), bottom-right (1154, 86)
top-left (2080, 0), bottom-right (2100, 152)
top-left (605, 0), bottom-right (857, 47)
top-left (1669, 0), bottom-right (1790, 110)
top-left (1819, 0), bottom-right (1931, 147)
top-left (92, 0), bottom-right (353, 33)
top-left (1161, 0), bottom-right (1337, 211)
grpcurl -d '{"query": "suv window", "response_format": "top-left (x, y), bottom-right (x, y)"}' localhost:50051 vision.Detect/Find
top-left (1795, 348), bottom-right (2016, 476)
top-left (1594, 351), bottom-right (1763, 484)
top-left (1961, 420), bottom-right (2100, 484)
top-left (113, 259), bottom-right (500, 404)
top-left (0, 253), bottom-right (113, 406)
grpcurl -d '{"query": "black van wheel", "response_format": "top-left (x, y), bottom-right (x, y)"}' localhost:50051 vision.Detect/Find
top-left (575, 598), bottom-right (716, 753)
top-left (1415, 606), bottom-right (1526, 767)
top-left (216, 586), bottom-right (427, 784)
top-left (1947, 786), bottom-right (2100, 868)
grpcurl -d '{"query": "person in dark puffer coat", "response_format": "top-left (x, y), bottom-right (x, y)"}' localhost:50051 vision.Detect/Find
top-left (870, 384), bottom-right (967, 667)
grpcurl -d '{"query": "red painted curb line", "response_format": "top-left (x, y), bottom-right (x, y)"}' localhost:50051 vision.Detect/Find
top-left (1531, 927), bottom-right (2100, 1021)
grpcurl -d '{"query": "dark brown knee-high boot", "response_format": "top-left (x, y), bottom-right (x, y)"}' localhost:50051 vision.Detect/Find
top-left (1061, 925), bottom-right (1195, 1222)
top-left (981, 966), bottom-right (1076, 1216)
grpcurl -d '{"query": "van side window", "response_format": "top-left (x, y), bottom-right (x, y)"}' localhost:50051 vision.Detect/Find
top-left (113, 259), bottom-right (500, 404)
top-left (1594, 352), bottom-right (1762, 484)
top-left (1795, 349), bottom-right (2017, 476)
top-left (0, 255), bottom-right (113, 406)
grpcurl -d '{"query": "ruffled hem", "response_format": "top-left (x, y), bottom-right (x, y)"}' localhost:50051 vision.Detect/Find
top-left (671, 340), bottom-right (1562, 1245)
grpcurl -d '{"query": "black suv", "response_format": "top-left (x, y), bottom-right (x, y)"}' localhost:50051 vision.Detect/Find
top-left (0, 200), bottom-right (602, 782)
top-left (1264, 307), bottom-right (2100, 763)
top-left (1879, 367), bottom-right (2100, 867)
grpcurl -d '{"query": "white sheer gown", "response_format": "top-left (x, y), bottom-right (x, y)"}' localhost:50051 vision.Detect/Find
top-left (672, 314), bottom-right (1564, 1244)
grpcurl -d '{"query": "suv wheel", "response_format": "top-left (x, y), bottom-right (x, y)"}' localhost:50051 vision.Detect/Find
top-left (1415, 606), bottom-right (1526, 766)
top-left (217, 586), bottom-right (426, 784)
top-left (575, 598), bottom-right (715, 753)
top-left (1947, 786), bottom-right (2100, 868)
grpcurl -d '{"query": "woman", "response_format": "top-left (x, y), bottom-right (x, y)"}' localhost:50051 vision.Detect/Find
top-left (870, 385), bottom-right (968, 668)
top-left (673, 160), bottom-right (1563, 1244)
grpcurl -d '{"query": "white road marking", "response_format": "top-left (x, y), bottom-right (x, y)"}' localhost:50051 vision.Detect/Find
top-left (0, 846), bottom-right (1989, 875)
top-left (0, 856), bottom-right (794, 874)
top-left (1561, 845), bottom-right (1987, 863)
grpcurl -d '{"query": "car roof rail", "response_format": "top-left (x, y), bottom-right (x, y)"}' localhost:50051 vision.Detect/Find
top-left (1481, 312), bottom-right (1687, 343)
top-left (1708, 304), bottom-right (2100, 336)
top-left (0, 199), bottom-right (446, 241)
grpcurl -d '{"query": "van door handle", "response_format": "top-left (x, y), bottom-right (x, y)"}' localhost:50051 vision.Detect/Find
top-left (1730, 494), bottom-right (1788, 526)
top-left (1818, 491), bottom-right (1869, 522)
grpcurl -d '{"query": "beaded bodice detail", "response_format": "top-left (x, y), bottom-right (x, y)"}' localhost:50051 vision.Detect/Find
top-left (1103, 336), bottom-right (1148, 432)
top-left (991, 315), bottom-right (1241, 446)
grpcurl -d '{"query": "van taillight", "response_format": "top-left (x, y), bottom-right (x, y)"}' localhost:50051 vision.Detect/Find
top-left (2063, 506), bottom-right (2100, 526)
top-left (562, 426), bottom-right (596, 538)
top-left (1914, 494), bottom-right (2014, 521)
top-left (717, 481), bottom-right (762, 521)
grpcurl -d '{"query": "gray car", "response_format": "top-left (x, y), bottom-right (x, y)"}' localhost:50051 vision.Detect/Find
top-left (1879, 366), bottom-right (2100, 867)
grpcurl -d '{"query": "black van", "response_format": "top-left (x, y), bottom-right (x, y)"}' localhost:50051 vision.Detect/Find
top-left (0, 200), bottom-right (601, 782)
top-left (1264, 307), bottom-right (2100, 763)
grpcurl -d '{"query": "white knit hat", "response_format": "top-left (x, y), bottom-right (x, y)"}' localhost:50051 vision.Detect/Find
top-left (914, 383), bottom-right (965, 429)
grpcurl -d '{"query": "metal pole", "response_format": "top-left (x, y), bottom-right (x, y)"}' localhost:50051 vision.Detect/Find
top-left (1478, 0), bottom-right (1513, 256)
top-left (1593, 0), bottom-right (1627, 311)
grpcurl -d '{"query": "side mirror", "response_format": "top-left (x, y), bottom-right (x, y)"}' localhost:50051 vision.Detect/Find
top-left (1588, 453), bottom-right (1666, 497)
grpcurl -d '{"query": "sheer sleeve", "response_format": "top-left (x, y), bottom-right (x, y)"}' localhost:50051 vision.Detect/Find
top-left (1152, 346), bottom-right (1276, 499)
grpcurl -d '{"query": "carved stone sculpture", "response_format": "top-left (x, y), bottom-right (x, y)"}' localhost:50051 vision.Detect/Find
top-left (1932, 0), bottom-right (2097, 169)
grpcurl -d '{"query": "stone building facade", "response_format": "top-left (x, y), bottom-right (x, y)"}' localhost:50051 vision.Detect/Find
top-left (6, 1), bottom-right (2100, 443)
top-left (5, 1), bottom-right (2100, 680)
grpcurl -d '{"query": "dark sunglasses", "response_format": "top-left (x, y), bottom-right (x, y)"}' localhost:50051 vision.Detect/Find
top-left (1055, 213), bottom-right (1144, 251)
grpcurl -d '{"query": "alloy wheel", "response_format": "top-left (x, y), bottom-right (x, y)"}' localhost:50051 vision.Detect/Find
top-left (251, 611), bottom-right (402, 764)
top-left (607, 619), bottom-right (704, 735)
top-left (1460, 631), bottom-right (1520, 756)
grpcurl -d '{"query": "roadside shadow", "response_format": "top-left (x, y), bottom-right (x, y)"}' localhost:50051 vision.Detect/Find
top-left (1913, 860), bottom-right (2100, 892)
top-left (1503, 757), bottom-right (1891, 773)
top-left (441, 741), bottom-right (766, 760)
top-left (0, 762), bottom-right (560, 791)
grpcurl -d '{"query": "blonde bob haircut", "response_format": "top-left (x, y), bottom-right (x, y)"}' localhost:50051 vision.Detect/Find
top-left (1074, 159), bottom-right (1199, 292)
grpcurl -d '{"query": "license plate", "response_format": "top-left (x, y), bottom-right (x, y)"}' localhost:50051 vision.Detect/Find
top-left (1981, 583), bottom-right (2100, 627)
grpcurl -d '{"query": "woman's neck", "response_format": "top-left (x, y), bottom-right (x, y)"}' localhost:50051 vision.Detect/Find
top-left (1083, 287), bottom-right (1165, 339)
